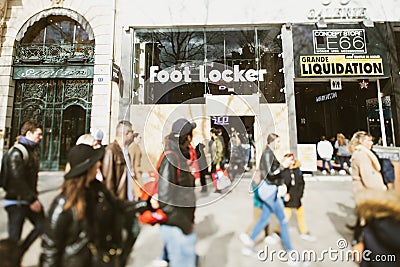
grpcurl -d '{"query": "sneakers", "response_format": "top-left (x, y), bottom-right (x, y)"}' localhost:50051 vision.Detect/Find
top-left (330, 169), bottom-right (336, 175)
top-left (264, 232), bottom-right (280, 245)
top-left (321, 170), bottom-right (327, 175)
top-left (299, 233), bottom-right (316, 242)
top-left (339, 169), bottom-right (346, 175)
top-left (239, 233), bottom-right (255, 247)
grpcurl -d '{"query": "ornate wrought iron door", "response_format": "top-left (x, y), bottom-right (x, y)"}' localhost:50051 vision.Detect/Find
top-left (11, 79), bottom-right (92, 170)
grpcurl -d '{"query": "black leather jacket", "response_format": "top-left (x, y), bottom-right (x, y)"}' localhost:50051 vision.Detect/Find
top-left (158, 136), bottom-right (196, 235)
top-left (259, 146), bottom-right (284, 185)
top-left (4, 142), bottom-right (40, 203)
top-left (40, 195), bottom-right (92, 267)
top-left (40, 180), bottom-right (127, 267)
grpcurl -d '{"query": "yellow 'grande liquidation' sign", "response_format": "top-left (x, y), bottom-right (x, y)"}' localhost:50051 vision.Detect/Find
top-left (300, 55), bottom-right (383, 77)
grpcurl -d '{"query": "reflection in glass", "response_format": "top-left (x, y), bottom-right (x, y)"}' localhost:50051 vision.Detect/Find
top-left (133, 27), bottom-right (284, 104)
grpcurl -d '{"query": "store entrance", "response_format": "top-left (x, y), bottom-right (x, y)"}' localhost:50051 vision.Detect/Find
top-left (295, 81), bottom-right (394, 145)
top-left (210, 115), bottom-right (255, 167)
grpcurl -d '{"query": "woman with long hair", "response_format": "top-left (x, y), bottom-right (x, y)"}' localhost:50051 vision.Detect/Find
top-left (335, 133), bottom-right (351, 175)
top-left (240, 133), bottom-right (294, 258)
top-left (40, 144), bottom-right (125, 267)
top-left (349, 131), bottom-right (387, 193)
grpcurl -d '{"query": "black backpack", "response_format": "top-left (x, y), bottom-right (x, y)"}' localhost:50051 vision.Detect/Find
top-left (0, 144), bottom-right (29, 190)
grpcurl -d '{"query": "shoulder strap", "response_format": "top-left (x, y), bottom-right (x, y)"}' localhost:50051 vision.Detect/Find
top-left (13, 143), bottom-right (29, 163)
top-left (157, 150), bottom-right (180, 184)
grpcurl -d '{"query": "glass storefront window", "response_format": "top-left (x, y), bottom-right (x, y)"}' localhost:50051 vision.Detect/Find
top-left (132, 26), bottom-right (284, 104)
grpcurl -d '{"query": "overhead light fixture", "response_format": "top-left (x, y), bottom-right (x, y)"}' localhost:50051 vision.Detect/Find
top-left (316, 18), bottom-right (328, 28)
top-left (363, 17), bottom-right (374, 28)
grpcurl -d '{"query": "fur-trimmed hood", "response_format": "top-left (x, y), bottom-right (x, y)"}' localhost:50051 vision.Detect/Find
top-left (355, 189), bottom-right (400, 222)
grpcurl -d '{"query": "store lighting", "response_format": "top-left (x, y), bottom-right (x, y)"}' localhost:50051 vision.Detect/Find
top-left (316, 18), bottom-right (327, 28)
top-left (363, 18), bottom-right (374, 27)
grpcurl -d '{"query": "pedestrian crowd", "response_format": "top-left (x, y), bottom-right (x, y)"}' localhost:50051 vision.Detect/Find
top-left (1, 120), bottom-right (399, 267)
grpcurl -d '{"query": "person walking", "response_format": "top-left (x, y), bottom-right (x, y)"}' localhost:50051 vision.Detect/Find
top-left (2, 121), bottom-right (45, 257)
top-left (157, 118), bottom-right (197, 267)
top-left (195, 141), bottom-right (209, 193)
top-left (40, 144), bottom-right (130, 267)
top-left (102, 120), bottom-right (138, 267)
top-left (209, 128), bottom-right (225, 193)
top-left (128, 132), bottom-right (144, 200)
top-left (280, 154), bottom-right (316, 242)
top-left (317, 135), bottom-right (335, 175)
top-left (348, 131), bottom-right (387, 194)
top-left (240, 134), bottom-right (294, 259)
top-left (348, 131), bottom-right (387, 255)
top-left (335, 133), bottom-right (352, 175)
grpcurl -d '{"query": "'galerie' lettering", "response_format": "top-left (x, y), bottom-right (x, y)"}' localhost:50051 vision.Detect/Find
top-left (150, 65), bottom-right (267, 83)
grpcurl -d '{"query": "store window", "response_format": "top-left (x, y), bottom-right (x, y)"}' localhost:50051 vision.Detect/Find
top-left (132, 27), bottom-right (284, 104)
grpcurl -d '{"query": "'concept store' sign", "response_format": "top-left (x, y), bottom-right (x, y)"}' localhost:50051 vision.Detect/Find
top-left (149, 65), bottom-right (267, 83)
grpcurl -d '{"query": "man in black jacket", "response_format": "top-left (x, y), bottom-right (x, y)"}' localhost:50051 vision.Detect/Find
top-left (3, 121), bottom-right (44, 255)
top-left (157, 118), bottom-right (197, 267)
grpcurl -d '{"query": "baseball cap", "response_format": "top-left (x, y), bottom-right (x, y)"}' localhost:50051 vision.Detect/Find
top-left (171, 118), bottom-right (196, 136)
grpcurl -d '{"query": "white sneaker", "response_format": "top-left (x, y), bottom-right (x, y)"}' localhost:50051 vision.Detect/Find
top-left (339, 169), bottom-right (346, 175)
top-left (239, 233), bottom-right (255, 247)
top-left (330, 169), bottom-right (336, 175)
top-left (264, 232), bottom-right (280, 245)
top-left (299, 233), bottom-right (316, 242)
top-left (348, 167), bottom-right (352, 174)
top-left (321, 170), bottom-right (327, 175)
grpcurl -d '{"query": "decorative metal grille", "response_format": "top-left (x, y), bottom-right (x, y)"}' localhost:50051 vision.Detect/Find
top-left (11, 79), bottom-right (93, 170)
top-left (14, 43), bottom-right (95, 65)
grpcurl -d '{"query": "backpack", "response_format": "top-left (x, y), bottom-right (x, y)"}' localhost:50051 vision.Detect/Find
top-left (0, 144), bottom-right (29, 190)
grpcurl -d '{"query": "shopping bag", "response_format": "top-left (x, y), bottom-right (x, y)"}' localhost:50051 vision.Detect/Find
top-left (212, 169), bottom-right (232, 190)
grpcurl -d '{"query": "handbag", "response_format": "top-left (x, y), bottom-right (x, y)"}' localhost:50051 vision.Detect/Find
top-left (258, 180), bottom-right (277, 202)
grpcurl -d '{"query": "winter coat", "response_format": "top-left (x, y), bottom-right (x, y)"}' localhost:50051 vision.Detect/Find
top-left (351, 145), bottom-right (387, 193)
top-left (128, 142), bottom-right (144, 199)
top-left (355, 190), bottom-right (400, 267)
top-left (4, 141), bottom-right (40, 204)
top-left (317, 140), bottom-right (334, 160)
top-left (158, 135), bottom-right (196, 235)
top-left (259, 146), bottom-right (284, 185)
top-left (281, 160), bottom-right (305, 208)
top-left (102, 141), bottom-right (129, 200)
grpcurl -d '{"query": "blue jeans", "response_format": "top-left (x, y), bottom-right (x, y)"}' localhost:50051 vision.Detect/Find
top-left (250, 194), bottom-right (293, 251)
top-left (5, 204), bottom-right (45, 252)
top-left (338, 156), bottom-right (351, 170)
top-left (322, 159), bottom-right (333, 171)
top-left (160, 225), bottom-right (197, 267)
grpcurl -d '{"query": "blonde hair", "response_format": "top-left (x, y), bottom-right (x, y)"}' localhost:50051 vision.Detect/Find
top-left (336, 133), bottom-right (347, 146)
top-left (348, 131), bottom-right (372, 154)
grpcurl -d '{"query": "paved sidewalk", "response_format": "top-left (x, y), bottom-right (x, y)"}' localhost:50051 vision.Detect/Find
top-left (1, 171), bottom-right (358, 267)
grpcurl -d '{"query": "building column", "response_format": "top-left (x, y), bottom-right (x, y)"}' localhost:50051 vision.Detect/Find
top-left (281, 24), bottom-right (298, 155)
